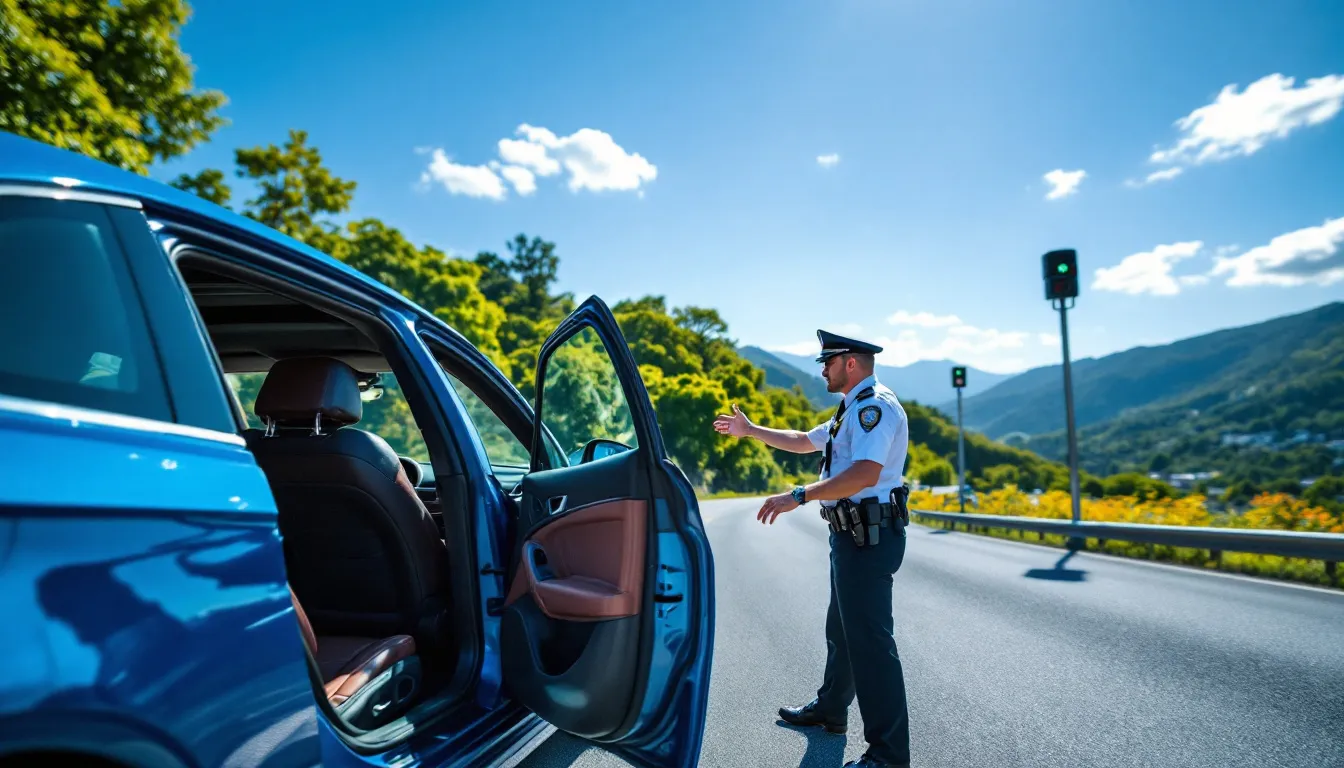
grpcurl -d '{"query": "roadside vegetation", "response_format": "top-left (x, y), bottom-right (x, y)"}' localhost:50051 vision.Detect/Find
top-left (911, 486), bottom-right (1344, 589)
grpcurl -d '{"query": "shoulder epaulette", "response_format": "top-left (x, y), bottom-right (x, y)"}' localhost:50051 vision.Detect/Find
top-left (855, 387), bottom-right (876, 401)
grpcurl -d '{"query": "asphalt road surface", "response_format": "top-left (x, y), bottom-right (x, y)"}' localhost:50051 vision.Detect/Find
top-left (517, 497), bottom-right (1344, 768)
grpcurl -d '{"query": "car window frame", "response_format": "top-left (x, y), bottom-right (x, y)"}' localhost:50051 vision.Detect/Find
top-left (152, 217), bottom-right (470, 480)
top-left (0, 187), bottom-right (178, 425)
top-left (418, 330), bottom-right (569, 473)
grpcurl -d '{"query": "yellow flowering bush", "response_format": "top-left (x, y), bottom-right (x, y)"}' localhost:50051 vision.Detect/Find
top-left (909, 485), bottom-right (1342, 588)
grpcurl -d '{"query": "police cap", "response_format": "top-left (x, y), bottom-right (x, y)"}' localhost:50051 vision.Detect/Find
top-left (814, 329), bottom-right (884, 363)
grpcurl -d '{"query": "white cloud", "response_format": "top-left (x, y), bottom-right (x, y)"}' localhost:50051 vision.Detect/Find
top-left (1038, 333), bottom-right (1060, 347)
top-left (1179, 274), bottom-right (1211, 286)
top-left (887, 310), bottom-right (962, 328)
top-left (505, 124), bottom-right (657, 193)
top-left (498, 136), bottom-right (562, 176)
top-left (872, 324), bottom-right (1028, 368)
top-left (1043, 169), bottom-right (1086, 200)
top-left (1145, 73), bottom-right (1344, 178)
top-left (1143, 167), bottom-right (1185, 184)
top-left (421, 124), bottom-right (656, 200)
top-left (497, 164), bottom-right (537, 196)
top-left (1093, 241), bottom-right (1205, 296)
top-left (1212, 216), bottom-right (1344, 287)
top-left (420, 150), bottom-right (507, 200)
top-left (817, 153), bottom-right (841, 168)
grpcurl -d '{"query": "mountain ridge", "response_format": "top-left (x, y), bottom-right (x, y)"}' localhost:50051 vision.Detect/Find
top-left (953, 301), bottom-right (1344, 439)
top-left (745, 347), bottom-right (1011, 408)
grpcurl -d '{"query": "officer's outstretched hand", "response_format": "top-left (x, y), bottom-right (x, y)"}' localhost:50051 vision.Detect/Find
top-left (713, 403), bottom-right (753, 438)
top-left (757, 492), bottom-right (799, 524)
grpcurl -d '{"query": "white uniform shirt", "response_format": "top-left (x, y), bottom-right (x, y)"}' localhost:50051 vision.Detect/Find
top-left (805, 374), bottom-right (909, 505)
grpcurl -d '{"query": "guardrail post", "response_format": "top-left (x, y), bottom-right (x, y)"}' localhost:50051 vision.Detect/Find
top-left (1327, 561), bottom-right (1338, 580)
top-left (1210, 550), bottom-right (1222, 569)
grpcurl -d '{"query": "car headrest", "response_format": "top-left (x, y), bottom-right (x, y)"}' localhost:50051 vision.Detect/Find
top-left (254, 357), bottom-right (362, 429)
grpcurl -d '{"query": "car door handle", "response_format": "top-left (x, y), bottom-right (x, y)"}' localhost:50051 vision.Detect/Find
top-left (526, 541), bottom-right (556, 581)
top-left (547, 495), bottom-right (567, 515)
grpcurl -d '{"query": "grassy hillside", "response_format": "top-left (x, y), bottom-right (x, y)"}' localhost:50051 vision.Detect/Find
top-left (959, 302), bottom-right (1344, 440)
top-left (1026, 327), bottom-right (1344, 483)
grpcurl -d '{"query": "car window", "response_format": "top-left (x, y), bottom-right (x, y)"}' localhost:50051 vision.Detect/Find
top-left (443, 373), bottom-right (531, 468)
top-left (0, 195), bottom-right (170, 421)
top-left (538, 327), bottom-right (638, 460)
top-left (226, 370), bottom-right (430, 462)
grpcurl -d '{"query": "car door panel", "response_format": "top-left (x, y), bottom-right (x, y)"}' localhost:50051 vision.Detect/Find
top-left (505, 496), bottom-right (647, 621)
top-left (500, 297), bottom-right (714, 768)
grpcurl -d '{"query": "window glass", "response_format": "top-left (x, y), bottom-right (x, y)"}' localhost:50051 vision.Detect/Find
top-left (538, 327), bottom-right (637, 461)
top-left (227, 370), bottom-right (429, 462)
top-left (444, 373), bottom-right (531, 468)
top-left (0, 196), bottom-right (170, 421)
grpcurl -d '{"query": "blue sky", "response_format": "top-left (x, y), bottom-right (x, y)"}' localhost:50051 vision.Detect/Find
top-left (160, 0), bottom-right (1344, 374)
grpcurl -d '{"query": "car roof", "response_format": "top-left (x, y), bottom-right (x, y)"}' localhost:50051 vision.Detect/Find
top-left (0, 130), bottom-right (428, 324)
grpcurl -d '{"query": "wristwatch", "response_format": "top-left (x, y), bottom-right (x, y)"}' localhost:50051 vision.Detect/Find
top-left (791, 486), bottom-right (807, 505)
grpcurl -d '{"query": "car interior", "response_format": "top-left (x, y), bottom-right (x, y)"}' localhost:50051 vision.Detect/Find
top-left (171, 248), bottom-right (694, 757)
top-left (175, 257), bottom-right (503, 734)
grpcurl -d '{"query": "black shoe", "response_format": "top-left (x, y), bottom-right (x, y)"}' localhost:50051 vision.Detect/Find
top-left (843, 752), bottom-right (909, 767)
top-left (777, 699), bottom-right (846, 734)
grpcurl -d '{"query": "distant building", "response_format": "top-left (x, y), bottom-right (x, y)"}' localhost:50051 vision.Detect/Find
top-left (1221, 431), bottom-right (1277, 448)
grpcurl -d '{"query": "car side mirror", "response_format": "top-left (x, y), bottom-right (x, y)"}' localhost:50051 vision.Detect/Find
top-left (577, 438), bottom-right (631, 464)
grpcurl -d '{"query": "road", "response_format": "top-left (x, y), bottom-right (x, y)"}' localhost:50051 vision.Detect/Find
top-left (517, 497), bottom-right (1344, 768)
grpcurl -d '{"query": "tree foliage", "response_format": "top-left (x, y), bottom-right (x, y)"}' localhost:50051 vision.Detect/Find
top-left (0, 0), bottom-right (226, 174)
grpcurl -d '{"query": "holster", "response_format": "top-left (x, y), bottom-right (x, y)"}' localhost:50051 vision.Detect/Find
top-left (821, 493), bottom-right (907, 547)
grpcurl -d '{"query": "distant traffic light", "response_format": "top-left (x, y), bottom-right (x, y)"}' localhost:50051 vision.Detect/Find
top-left (952, 366), bottom-right (967, 389)
top-left (1043, 249), bottom-right (1079, 300)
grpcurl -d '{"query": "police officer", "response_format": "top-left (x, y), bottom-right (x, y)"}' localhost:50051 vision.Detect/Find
top-left (713, 329), bottom-right (912, 768)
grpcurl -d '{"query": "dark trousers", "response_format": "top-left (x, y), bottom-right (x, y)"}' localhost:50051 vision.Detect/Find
top-left (815, 526), bottom-right (910, 764)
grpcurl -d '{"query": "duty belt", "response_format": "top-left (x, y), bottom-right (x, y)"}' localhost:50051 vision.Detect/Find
top-left (820, 488), bottom-right (910, 547)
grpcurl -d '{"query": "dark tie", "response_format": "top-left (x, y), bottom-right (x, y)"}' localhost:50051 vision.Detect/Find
top-left (822, 399), bottom-right (847, 478)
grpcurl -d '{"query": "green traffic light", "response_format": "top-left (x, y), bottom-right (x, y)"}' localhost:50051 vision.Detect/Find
top-left (1057, 263), bottom-right (1069, 274)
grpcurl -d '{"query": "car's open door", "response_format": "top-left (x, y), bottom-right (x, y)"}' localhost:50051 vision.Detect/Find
top-left (500, 296), bottom-right (715, 768)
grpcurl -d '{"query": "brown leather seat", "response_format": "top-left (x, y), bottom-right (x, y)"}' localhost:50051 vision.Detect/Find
top-left (246, 357), bottom-right (451, 652)
top-left (290, 587), bottom-right (416, 705)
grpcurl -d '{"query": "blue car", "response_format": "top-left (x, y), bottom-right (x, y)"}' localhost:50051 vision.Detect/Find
top-left (0, 132), bottom-right (715, 768)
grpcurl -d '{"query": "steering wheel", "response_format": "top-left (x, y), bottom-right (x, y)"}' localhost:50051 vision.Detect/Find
top-left (398, 456), bottom-right (424, 488)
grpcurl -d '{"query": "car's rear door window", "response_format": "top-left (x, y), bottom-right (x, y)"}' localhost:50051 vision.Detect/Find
top-left (0, 194), bottom-right (170, 421)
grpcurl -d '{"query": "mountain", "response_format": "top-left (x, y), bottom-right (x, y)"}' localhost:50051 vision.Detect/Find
top-left (956, 302), bottom-right (1344, 439)
top-left (761, 349), bottom-right (1011, 408)
top-left (955, 302), bottom-right (1344, 481)
top-left (739, 346), bottom-right (838, 406)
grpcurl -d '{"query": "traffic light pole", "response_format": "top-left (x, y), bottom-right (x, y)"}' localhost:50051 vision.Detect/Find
top-left (1055, 298), bottom-right (1081, 525)
top-left (956, 387), bottom-right (966, 513)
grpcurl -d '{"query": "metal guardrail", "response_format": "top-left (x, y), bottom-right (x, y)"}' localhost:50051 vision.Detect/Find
top-left (911, 510), bottom-right (1344, 569)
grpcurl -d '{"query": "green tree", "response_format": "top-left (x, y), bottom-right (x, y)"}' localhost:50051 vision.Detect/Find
top-left (234, 129), bottom-right (357, 243)
top-left (649, 373), bottom-right (730, 487)
top-left (1222, 480), bottom-right (1261, 506)
top-left (0, 0), bottom-right (226, 173)
top-left (918, 460), bottom-right (955, 487)
top-left (170, 168), bottom-right (232, 206)
top-left (981, 464), bottom-right (1021, 490)
top-left (506, 234), bottom-right (573, 322)
top-left (1304, 475), bottom-right (1344, 508)
top-left (1148, 453), bottom-right (1172, 474)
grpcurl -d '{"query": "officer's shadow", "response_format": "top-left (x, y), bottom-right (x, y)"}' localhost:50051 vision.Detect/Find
top-left (776, 721), bottom-right (848, 767)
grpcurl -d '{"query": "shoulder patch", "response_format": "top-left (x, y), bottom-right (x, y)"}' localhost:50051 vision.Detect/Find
top-left (858, 405), bottom-right (882, 432)
top-left (855, 387), bottom-right (876, 402)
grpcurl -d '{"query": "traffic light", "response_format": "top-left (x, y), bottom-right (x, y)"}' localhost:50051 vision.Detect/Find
top-left (1043, 249), bottom-right (1079, 300)
top-left (952, 366), bottom-right (967, 389)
